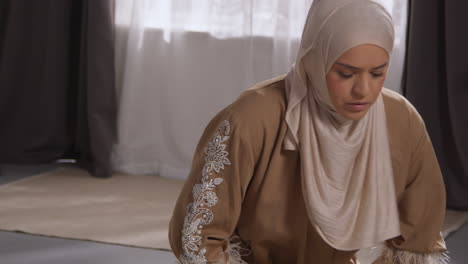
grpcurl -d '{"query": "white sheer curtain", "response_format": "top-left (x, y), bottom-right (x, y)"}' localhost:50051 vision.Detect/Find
top-left (113, 0), bottom-right (408, 179)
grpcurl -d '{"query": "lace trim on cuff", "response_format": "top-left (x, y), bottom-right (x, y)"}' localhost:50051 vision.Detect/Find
top-left (379, 245), bottom-right (449, 264)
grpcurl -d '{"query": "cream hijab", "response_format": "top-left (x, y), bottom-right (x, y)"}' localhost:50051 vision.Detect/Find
top-left (284, 0), bottom-right (400, 250)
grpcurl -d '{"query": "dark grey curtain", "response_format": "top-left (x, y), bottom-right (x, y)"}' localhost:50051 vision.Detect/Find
top-left (0, 0), bottom-right (116, 177)
top-left (404, 0), bottom-right (468, 210)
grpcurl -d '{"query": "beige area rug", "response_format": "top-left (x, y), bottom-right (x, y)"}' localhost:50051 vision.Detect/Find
top-left (0, 167), bottom-right (467, 262)
top-left (442, 209), bottom-right (468, 238)
top-left (0, 167), bottom-right (185, 250)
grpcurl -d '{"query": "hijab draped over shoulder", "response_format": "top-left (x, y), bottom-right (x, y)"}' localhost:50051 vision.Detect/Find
top-left (284, 0), bottom-right (400, 250)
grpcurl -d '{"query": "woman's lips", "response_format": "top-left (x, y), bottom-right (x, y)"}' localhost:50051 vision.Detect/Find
top-left (346, 102), bottom-right (369, 112)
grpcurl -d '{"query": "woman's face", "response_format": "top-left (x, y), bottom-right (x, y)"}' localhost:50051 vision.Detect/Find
top-left (326, 44), bottom-right (389, 121)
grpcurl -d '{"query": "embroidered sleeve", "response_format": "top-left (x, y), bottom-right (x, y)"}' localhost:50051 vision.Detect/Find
top-left (373, 245), bottom-right (450, 264)
top-left (169, 113), bottom-right (258, 264)
top-left (179, 120), bottom-right (232, 264)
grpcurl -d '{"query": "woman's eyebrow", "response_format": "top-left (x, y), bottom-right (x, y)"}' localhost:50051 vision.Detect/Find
top-left (335, 62), bottom-right (388, 70)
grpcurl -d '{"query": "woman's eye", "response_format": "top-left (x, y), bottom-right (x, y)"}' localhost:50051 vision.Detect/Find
top-left (338, 72), bottom-right (353, 79)
top-left (371, 72), bottom-right (384, 78)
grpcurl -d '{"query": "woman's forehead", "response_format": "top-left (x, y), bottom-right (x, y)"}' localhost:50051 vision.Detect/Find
top-left (334, 44), bottom-right (389, 68)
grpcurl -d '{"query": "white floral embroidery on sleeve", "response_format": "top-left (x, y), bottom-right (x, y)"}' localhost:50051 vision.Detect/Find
top-left (180, 120), bottom-right (232, 264)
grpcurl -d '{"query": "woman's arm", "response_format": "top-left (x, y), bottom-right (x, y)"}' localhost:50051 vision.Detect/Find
top-left (374, 107), bottom-right (449, 264)
top-left (169, 115), bottom-right (258, 264)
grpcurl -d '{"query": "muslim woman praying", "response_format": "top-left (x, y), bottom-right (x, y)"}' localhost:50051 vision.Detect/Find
top-left (168, 0), bottom-right (449, 263)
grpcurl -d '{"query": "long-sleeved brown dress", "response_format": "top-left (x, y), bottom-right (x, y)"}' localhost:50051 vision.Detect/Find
top-left (169, 78), bottom-right (447, 264)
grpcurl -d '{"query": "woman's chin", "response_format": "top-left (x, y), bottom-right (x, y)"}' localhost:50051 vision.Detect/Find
top-left (339, 110), bottom-right (369, 121)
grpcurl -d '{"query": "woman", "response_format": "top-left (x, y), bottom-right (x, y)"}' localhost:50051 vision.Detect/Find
top-left (169, 0), bottom-right (449, 263)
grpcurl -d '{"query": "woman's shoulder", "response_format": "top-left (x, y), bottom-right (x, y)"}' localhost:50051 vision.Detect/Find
top-left (205, 76), bottom-right (287, 140)
top-left (382, 88), bottom-right (425, 125)
top-left (222, 76), bottom-right (287, 125)
top-left (382, 88), bottom-right (427, 145)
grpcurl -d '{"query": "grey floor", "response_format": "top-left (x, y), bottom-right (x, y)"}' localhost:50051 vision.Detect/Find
top-left (0, 164), bottom-right (466, 264)
top-left (0, 164), bottom-right (177, 264)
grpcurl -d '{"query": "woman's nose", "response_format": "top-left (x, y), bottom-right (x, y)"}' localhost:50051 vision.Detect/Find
top-left (351, 74), bottom-right (370, 98)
